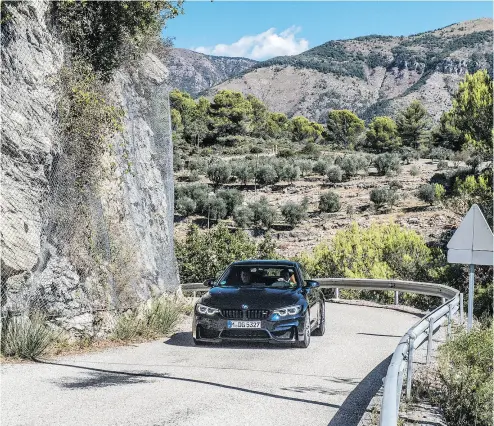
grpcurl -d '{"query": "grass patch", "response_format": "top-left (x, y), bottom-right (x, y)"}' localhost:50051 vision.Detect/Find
top-left (112, 296), bottom-right (185, 341)
top-left (1, 313), bottom-right (55, 360)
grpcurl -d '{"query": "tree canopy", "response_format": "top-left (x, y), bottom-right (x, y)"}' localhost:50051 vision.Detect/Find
top-left (396, 100), bottom-right (430, 149)
top-left (325, 109), bottom-right (365, 149)
top-left (365, 116), bottom-right (402, 152)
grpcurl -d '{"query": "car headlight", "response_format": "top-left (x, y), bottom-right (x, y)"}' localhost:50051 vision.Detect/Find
top-left (196, 303), bottom-right (220, 316)
top-left (272, 305), bottom-right (302, 317)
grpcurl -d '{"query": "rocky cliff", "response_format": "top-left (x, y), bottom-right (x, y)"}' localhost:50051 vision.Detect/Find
top-left (201, 18), bottom-right (493, 122)
top-left (1, 2), bottom-right (178, 336)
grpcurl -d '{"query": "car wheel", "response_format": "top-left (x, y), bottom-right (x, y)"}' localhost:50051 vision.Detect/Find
top-left (313, 301), bottom-right (326, 336)
top-left (295, 312), bottom-right (311, 348)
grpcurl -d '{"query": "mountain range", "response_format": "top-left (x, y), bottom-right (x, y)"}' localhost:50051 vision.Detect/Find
top-left (165, 18), bottom-right (493, 122)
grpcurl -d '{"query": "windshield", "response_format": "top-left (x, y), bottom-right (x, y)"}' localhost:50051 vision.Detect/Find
top-left (217, 265), bottom-right (300, 289)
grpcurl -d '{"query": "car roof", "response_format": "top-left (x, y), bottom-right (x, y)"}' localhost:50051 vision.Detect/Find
top-left (231, 259), bottom-right (299, 267)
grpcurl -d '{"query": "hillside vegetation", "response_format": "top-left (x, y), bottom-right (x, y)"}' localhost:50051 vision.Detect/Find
top-left (173, 69), bottom-right (493, 314)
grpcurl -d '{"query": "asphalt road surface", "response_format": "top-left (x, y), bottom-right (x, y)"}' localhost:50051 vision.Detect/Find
top-left (1, 303), bottom-right (420, 426)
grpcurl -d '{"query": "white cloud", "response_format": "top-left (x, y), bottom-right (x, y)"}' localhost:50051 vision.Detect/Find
top-left (193, 26), bottom-right (309, 60)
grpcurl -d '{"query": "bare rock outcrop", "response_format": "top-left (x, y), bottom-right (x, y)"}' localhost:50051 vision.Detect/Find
top-left (1, 1), bottom-right (178, 335)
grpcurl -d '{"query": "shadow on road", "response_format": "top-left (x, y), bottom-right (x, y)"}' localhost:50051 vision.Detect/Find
top-left (327, 355), bottom-right (392, 426)
top-left (165, 331), bottom-right (292, 350)
top-left (37, 360), bottom-right (339, 409)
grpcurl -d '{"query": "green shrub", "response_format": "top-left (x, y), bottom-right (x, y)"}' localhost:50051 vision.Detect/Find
top-left (298, 159), bottom-right (314, 177)
top-left (187, 157), bottom-right (208, 174)
top-left (187, 171), bottom-right (200, 182)
top-left (327, 165), bottom-right (343, 183)
top-left (281, 201), bottom-right (307, 227)
top-left (277, 148), bottom-right (295, 158)
top-left (297, 222), bottom-right (435, 284)
top-left (207, 161), bottom-right (232, 187)
top-left (418, 183), bottom-right (446, 205)
top-left (1, 313), bottom-right (54, 359)
top-left (176, 224), bottom-right (275, 282)
top-left (217, 189), bottom-right (244, 217)
top-left (430, 147), bottom-right (454, 161)
top-left (279, 164), bottom-right (300, 183)
top-left (232, 162), bottom-right (254, 185)
top-left (313, 160), bottom-right (329, 176)
top-left (233, 206), bottom-right (253, 228)
top-left (250, 146), bottom-right (263, 154)
top-left (319, 191), bottom-right (341, 212)
top-left (373, 153), bottom-right (401, 176)
top-left (204, 195), bottom-right (227, 220)
top-left (399, 146), bottom-right (420, 164)
top-left (300, 142), bottom-right (321, 158)
top-left (370, 187), bottom-right (399, 210)
top-left (340, 155), bottom-right (360, 178)
top-left (255, 165), bottom-right (278, 186)
top-left (113, 296), bottom-right (183, 341)
top-left (249, 197), bottom-right (277, 229)
top-left (173, 153), bottom-right (185, 172)
top-left (176, 196), bottom-right (196, 217)
top-left (455, 173), bottom-right (490, 198)
top-left (417, 324), bottom-right (493, 426)
top-left (410, 165), bottom-right (420, 176)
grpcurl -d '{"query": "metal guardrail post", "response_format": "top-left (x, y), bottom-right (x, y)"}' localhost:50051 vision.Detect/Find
top-left (447, 304), bottom-right (452, 338)
top-left (394, 291), bottom-right (399, 305)
top-left (335, 288), bottom-right (339, 300)
top-left (396, 368), bottom-right (404, 416)
top-left (406, 335), bottom-right (415, 400)
top-left (459, 293), bottom-right (464, 324)
top-left (426, 318), bottom-right (434, 364)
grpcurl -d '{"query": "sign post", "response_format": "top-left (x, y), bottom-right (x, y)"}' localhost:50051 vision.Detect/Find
top-left (447, 204), bottom-right (493, 331)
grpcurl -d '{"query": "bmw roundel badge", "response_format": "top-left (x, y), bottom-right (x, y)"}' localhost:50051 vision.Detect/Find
top-left (241, 304), bottom-right (248, 310)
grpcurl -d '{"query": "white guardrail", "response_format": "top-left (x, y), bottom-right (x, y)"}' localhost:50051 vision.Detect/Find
top-left (179, 278), bottom-right (462, 426)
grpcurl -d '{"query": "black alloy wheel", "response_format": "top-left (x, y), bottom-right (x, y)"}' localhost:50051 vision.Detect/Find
top-left (313, 301), bottom-right (326, 336)
top-left (295, 311), bottom-right (311, 348)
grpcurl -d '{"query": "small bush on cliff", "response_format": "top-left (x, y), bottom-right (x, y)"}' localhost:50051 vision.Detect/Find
top-left (52, 1), bottom-right (183, 79)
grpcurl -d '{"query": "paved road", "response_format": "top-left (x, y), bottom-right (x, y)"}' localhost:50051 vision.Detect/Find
top-left (1, 303), bottom-right (420, 426)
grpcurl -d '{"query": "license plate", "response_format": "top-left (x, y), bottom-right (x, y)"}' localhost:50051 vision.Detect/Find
top-left (227, 320), bottom-right (261, 329)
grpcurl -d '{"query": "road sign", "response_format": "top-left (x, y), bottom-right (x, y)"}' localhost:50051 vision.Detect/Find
top-left (447, 204), bottom-right (493, 331)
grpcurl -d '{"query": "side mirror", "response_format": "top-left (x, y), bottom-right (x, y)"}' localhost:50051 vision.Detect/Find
top-left (203, 278), bottom-right (215, 287)
top-left (305, 280), bottom-right (320, 288)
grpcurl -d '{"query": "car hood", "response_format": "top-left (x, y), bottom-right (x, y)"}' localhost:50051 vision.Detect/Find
top-left (199, 286), bottom-right (303, 310)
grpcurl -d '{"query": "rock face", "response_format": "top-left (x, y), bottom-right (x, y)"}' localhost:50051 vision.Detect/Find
top-left (199, 18), bottom-right (493, 122)
top-left (1, 2), bottom-right (178, 336)
top-left (165, 48), bottom-right (257, 96)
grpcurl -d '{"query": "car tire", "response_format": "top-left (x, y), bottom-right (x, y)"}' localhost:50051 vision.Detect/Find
top-left (295, 312), bottom-right (311, 348)
top-left (313, 301), bottom-right (326, 336)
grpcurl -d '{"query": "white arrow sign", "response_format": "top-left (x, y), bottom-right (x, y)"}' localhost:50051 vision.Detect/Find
top-left (447, 204), bottom-right (493, 331)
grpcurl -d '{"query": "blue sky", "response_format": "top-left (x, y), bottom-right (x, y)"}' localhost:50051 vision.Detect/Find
top-left (163, 1), bottom-right (492, 60)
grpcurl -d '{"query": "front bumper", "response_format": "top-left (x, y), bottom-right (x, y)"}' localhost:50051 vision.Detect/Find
top-left (192, 314), bottom-right (306, 343)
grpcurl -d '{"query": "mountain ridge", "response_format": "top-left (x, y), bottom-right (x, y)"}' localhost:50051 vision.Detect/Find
top-left (168, 18), bottom-right (492, 122)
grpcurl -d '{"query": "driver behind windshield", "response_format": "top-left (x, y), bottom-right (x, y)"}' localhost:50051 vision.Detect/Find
top-left (240, 269), bottom-right (251, 285)
top-left (279, 269), bottom-right (296, 285)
